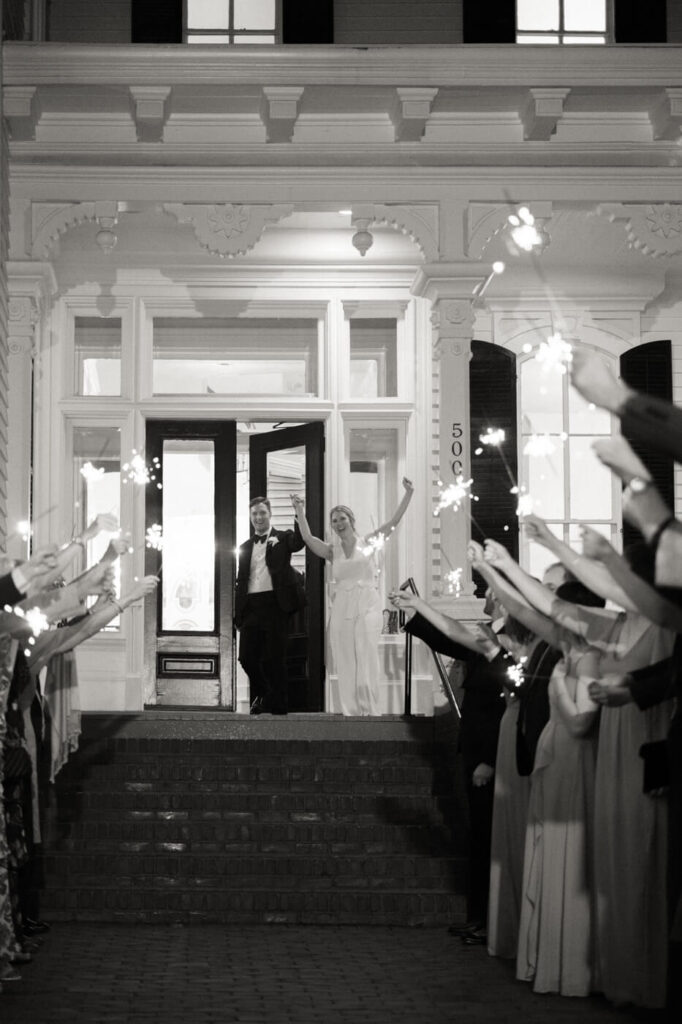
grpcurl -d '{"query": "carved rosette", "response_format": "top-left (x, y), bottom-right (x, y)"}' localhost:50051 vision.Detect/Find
top-left (431, 299), bottom-right (474, 360)
top-left (163, 203), bottom-right (294, 258)
top-left (600, 203), bottom-right (682, 258)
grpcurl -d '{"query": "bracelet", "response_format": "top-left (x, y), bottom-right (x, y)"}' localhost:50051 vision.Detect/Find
top-left (647, 515), bottom-right (676, 552)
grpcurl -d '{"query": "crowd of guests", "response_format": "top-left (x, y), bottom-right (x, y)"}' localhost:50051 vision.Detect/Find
top-left (0, 517), bottom-right (157, 993)
top-left (391, 347), bottom-right (682, 1016)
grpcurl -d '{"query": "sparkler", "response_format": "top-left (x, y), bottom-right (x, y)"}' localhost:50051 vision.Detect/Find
top-left (25, 607), bottom-right (49, 636)
top-left (507, 656), bottom-right (527, 690)
top-left (444, 567), bottom-right (463, 597)
top-left (80, 461), bottom-right (106, 483)
top-left (523, 434), bottom-right (556, 457)
top-left (145, 524), bottom-right (163, 551)
top-left (434, 475), bottom-right (474, 515)
top-left (122, 451), bottom-right (162, 489)
top-left (534, 332), bottom-right (573, 375)
top-left (477, 426), bottom-right (517, 489)
top-left (360, 532), bottom-right (386, 558)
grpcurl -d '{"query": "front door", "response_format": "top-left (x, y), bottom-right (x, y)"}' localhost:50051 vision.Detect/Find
top-left (249, 423), bottom-right (325, 712)
top-left (144, 420), bottom-right (236, 706)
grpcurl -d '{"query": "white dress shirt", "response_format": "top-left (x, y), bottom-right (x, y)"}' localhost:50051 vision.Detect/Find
top-left (248, 530), bottom-right (274, 594)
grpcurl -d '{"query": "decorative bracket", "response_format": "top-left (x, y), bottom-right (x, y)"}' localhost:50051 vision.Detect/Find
top-left (129, 86), bottom-right (172, 142)
top-left (391, 88), bottom-right (438, 142)
top-left (3, 86), bottom-right (41, 142)
top-left (649, 88), bottom-right (682, 140)
top-left (599, 202), bottom-right (682, 258)
top-left (163, 203), bottom-right (294, 257)
top-left (521, 88), bottom-right (570, 141)
top-left (466, 201), bottom-right (553, 259)
top-left (260, 87), bottom-right (304, 143)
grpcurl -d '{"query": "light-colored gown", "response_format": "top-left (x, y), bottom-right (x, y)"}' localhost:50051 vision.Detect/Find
top-left (328, 540), bottom-right (382, 716)
top-left (487, 697), bottom-right (532, 958)
top-left (517, 658), bottom-right (599, 996)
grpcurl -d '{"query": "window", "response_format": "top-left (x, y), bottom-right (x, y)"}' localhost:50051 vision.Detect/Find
top-left (517, 0), bottom-right (608, 44)
top-left (74, 317), bottom-right (122, 396)
top-left (186, 0), bottom-right (279, 44)
top-left (519, 349), bottom-right (617, 578)
top-left (152, 318), bottom-right (319, 396)
top-left (349, 319), bottom-right (398, 399)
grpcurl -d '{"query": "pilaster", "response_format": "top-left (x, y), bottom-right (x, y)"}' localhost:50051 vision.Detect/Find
top-left (412, 263), bottom-right (489, 618)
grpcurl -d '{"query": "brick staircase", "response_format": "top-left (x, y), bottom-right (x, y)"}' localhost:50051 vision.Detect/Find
top-left (41, 712), bottom-right (466, 926)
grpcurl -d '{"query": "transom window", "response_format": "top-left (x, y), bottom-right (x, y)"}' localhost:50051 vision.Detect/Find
top-left (517, 0), bottom-right (608, 44)
top-left (185, 0), bottom-right (279, 44)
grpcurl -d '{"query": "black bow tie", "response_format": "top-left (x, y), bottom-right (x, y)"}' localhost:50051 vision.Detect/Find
top-left (253, 534), bottom-right (268, 544)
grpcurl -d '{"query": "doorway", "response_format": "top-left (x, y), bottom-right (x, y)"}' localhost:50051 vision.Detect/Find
top-left (144, 419), bottom-right (325, 709)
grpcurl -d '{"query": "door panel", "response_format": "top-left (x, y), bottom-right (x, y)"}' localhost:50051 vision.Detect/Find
top-left (144, 420), bottom-right (236, 707)
top-left (249, 423), bottom-right (325, 712)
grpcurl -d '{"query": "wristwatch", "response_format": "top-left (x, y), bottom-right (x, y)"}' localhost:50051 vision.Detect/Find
top-left (628, 476), bottom-right (652, 494)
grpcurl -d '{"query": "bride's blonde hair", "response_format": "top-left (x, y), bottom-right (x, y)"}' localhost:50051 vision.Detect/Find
top-left (329, 505), bottom-right (356, 531)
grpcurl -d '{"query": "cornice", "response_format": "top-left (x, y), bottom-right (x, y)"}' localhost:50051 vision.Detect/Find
top-left (4, 44), bottom-right (682, 89)
top-left (9, 163), bottom-right (682, 201)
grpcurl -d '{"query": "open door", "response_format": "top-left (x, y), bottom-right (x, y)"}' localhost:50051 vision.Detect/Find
top-left (249, 422), bottom-right (325, 712)
top-left (144, 420), bottom-right (236, 707)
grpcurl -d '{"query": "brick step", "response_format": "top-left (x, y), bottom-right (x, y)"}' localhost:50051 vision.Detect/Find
top-left (40, 885), bottom-right (466, 927)
top-left (82, 762), bottom-right (439, 787)
top-left (44, 850), bottom-right (462, 879)
top-left (53, 790), bottom-right (456, 816)
top-left (52, 820), bottom-right (455, 854)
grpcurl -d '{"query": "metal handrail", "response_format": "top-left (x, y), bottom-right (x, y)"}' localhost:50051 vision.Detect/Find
top-left (399, 578), bottom-right (462, 719)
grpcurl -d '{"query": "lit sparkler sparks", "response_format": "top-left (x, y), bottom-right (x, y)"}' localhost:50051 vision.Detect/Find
top-left (523, 434), bottom-right (556, 457)
top-left (434, 476), bottom-right (474, 515)
top-left (480, 428), bottom-right (506, 447)
top-left (507, 656), bottom-right (527, 690)
top-left (25, 607), bottom-right (50, 637)
top-left (507, 207), bottom-right (547, 253)
top-left (17, 520), bottom-right (32, 543)
top-left (516, 493), bottom-right (535, 518)
top-left (122, 451), bottom-right (162, 489)
top-left (535, 332), bottom-right (573, 375)
top-left (445, 568), bottom-right (463, 597)
top-left (360, 532), bottom-right (386, 557)
top-left (80, 462), bottom-right (106, 483)
top-left (145, 524), bottom-right (164, 551)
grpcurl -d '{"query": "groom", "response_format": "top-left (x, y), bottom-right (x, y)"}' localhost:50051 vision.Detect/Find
top-left (235, 496), bottom-right (306, 715)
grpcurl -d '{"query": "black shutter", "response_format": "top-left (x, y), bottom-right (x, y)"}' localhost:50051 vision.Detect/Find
top-left (463, 0), bottom-right (516, 43)
top-left (469, 340), bottom-right (519, 594)
top-left (283, 0), bottom-right (334, 43)
top-left (620, 339), bottom-right (674, 551)
top-left (614, 0), bottom-right (667, 43)
top-left (132, 0), bottom-right (183, 44)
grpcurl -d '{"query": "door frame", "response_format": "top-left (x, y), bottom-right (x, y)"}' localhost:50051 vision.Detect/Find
top-left (143, 419), bottom-right (237, 707)
top-left (249, 421), bottom-right (325, 711)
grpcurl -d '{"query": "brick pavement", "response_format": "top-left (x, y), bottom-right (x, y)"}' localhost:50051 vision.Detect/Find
top-left (0, 924), bottom-right (663, 1024)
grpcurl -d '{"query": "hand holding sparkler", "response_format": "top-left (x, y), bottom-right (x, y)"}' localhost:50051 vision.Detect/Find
top-left (101, 535), bottom-right (132, 562)
top-left (79, 512), bottom-right (120, 544)
top-left (522, 513), bottom-right (555, 549)
top-left (16, 545), bottom-right (59, 596)
top-left (570, 349), bottom-right (630, 413)
top-left (483, 538), bottom-right (514, 570)
top-left (466, 540), bottom-right (485, 568)
top-left (592, 436), bottom-right (651, 487)
top-left (580, 526), bottom-right (614, 563)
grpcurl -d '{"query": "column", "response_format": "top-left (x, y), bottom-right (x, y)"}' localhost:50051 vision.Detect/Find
top-left (412, 264), bottom-right (488, 618)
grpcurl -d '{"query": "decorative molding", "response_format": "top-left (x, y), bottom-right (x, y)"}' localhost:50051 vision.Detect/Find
top-left (465, 201), bottom-right (553, 259)
top-left (260, 87), bottom-right (304, 143)
top-left (391, 88), bottom-right (438, 142)
top-left (649, 88), bottom-right (682, 141)
top-left (31, 201), bottom-right (97, 258)
top-left (129, 86), bottom-right (172, 143)
top-left (342, 300), bottom-right (409, 320)
top-left (599, 202), bottom-right (682, 258)
top-left (372, 204), bottom-right (439, 261)
top-left (163, 202), bottom-right (294, 257)
top-left (431, 299), bottom-right (475, 359)
top-left (521, 88), bottom-right (571, 141)
top-left (3, 85), bottom-right (40, 141)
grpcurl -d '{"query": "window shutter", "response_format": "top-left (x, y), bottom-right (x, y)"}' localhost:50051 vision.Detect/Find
top-left (283, 1), bottom-right (334, 43)
top-left (463, 0), bottom-right (516, 43)
top-left (131, 1), bottom-right (183, 44)
top-left (620, 339), bottom-right (674, 551)
top-left (615, 0), bottom-right (667, 43)
top-left (469, 340), bottom-right (519, 594)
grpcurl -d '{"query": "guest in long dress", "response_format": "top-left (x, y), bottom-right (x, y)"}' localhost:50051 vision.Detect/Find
top-left (291, 479), bottom-right (413, 716)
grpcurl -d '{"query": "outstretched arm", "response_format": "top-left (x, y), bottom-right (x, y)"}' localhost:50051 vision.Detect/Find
top-left (481, 537), bottom-right (558, 619)
top-left (581, 526), bottom-right (682, 632)
top-left (388, 587), bottom-right (498, 659)
top-left (468, 542), bottom-right (559, 646)
top-left (372, 478), bottom-right (414, 541)
top-left (38, 513), bottom-right (120, 589)
top-left (522, 513), bottom-right (636, 611)
top-left (290, 494), bottom-right (331, 560)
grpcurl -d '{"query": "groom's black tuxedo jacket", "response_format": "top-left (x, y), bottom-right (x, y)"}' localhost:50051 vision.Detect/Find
top-left (234, 525), bottom-right (306, 628)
